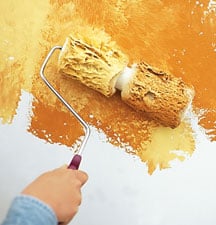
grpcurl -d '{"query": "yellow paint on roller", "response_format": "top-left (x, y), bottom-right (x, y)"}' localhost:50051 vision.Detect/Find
top-left (121, 62), bottom-right (194, 128)
top-left (58, 32), bottom-right (128, 97)
top-left (59, 34), bottom-right (194, 128)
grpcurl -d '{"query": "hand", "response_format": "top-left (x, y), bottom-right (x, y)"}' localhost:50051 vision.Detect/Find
top-left (22, 166), bottom-right (88, 224)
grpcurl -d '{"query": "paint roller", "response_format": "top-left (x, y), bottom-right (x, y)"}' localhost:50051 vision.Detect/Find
top-left (58, 34), bottom-right (194, 128)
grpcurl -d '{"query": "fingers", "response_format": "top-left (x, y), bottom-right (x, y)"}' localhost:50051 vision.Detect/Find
top-left (57, 166), bottom-right (88, 187)
top-left (21, 165), bottom-right (88, 225)
top-left (75, 170), bottom-right (88, 186)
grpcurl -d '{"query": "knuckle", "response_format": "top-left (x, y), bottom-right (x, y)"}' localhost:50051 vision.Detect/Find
top-left (73, 179), bottom-right (82, 187)
top-left (75, 171), bottom-right (88, 185)
top-left (69, 206), bottom-right (78, 217)
top-left (78, 196), bottom-right (82, 205)
top-left (73, 193), bottom-right (82, 206)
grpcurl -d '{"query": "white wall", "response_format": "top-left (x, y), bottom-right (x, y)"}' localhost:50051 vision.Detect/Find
top-left (1, 91), bottom-right (216, 225)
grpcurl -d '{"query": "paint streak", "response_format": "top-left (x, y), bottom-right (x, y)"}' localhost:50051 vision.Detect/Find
top-left (29, 100), bottom-right (84, 147)
top-left (1, 0), bottom-right (215, 174)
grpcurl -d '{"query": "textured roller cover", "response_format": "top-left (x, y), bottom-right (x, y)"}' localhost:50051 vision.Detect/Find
top-left (58, 33), bottom-right (194, 128)
top-left (58, 34), bottom-right (128, 97)
top-left (121, 62), bottom-right (194, 128)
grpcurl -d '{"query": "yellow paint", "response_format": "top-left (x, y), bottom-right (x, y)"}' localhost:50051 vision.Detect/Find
top-left (0, 0), bottom-right (49, 123)
top-left (139, 122), bottom-right (195, 174)
top-left (1, 0), bottom-right (215, 174)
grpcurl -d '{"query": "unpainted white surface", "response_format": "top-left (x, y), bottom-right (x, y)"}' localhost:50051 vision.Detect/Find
top-left (0, 92), bottom-right (216, 225)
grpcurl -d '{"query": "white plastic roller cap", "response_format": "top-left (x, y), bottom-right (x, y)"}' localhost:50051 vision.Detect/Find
top-left (115, 65), bottom-right (137, 91)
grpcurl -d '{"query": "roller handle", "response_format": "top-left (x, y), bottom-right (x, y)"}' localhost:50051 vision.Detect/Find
top-left (68, 154), bottom-right (82, 170)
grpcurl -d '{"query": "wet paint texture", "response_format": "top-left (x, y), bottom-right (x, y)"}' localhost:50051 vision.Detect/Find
top-left (0, 0), bottom-right (215, 174)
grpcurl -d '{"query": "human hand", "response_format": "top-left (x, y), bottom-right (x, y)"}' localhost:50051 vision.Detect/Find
top-left (22, 166), bottom-right (88, 224)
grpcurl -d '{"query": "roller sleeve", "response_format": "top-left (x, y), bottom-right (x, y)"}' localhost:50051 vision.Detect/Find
top-left (58, 33), bottom-right (194, 128)
top-left (58, 35), bottom-right (128, 97)
top-left (120, 62), bottom-right (194, 128)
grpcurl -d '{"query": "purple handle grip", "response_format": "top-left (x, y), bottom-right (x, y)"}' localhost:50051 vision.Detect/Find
top-left (68, 154), bottom-right (82, 170)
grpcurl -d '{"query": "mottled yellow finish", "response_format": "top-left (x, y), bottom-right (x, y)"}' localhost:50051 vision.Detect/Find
top-left (0, 0), bottom-right (49, 123)
top-left (2, 0), bottom-right (215, 174)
